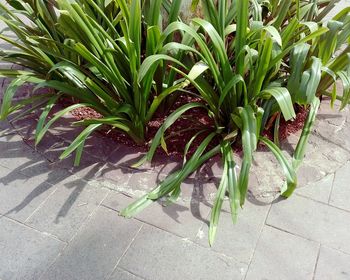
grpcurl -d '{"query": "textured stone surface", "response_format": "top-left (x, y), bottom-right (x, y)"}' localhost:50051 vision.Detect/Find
top-left (0, 132), bottom-right (42, 170)
top-left (0, 166), bottom-right (56, 222)
top-left (295, 174), bottom-right (334, 203)
top-left (26, 177), bottom-right (109, 241)
top-left (267, 195), bottom-right (350, 254)
top-left (329, 161), bottom-right (350, 211)
top-left (103, 191), bottom-right (211, 239)
top-left (0, 216), bottom-right (65, 280)
top-left (106, 145), bottom-right (144, 168)
top-left (41, 207), bottom-right (142, 280)
top-left (195, 200), bottom-right (270, 264)
top-left (314, 246), bottom-right (350, 280)
top-left (99, 164), bottom-right (134, 192)
top-left (119, 225), bottom-right (247, 280)
top-left (54, 154), bottom-right (106, 182)
top-left (245, 226), bottom-right (319, 280)
top-left (109, 268), bottom-right (144, 280)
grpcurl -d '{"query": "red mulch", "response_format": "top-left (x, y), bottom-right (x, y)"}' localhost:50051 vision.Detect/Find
top-left (62, 96), bottom-right (309, 159)
top-left (262, 106), bottom-right (309, 141)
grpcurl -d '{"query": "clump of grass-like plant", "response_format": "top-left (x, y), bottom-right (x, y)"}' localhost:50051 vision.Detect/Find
top-left (1, 0), bottom-right (350, 245)
top-left (121, 0), bottom-right (350, 245)
top-left (0, 0), bottom-right (191, 164)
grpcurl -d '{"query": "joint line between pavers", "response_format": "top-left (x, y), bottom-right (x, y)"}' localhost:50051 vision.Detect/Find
top-left (136, 219), bottom-right (238, 260)
top-left (327, 167), bottom-right (338, 204)
top-left (294, 192), bottom-right (350, 214)
top-left (24, 187), bottom-right (59, 224)
top-left (100, 204), bottom-right (199, 246)
top-left (1, 214), bottom-right (67, 244)
top-left (312, 243), bottom-right (321, 280)
top-left (264, 223), bottom-right (320, 244)
top-left (266, 224), bottom-right (350, 257)
top-left (37, 190), bottom-right (113, 279)
top-left (71, 161), bottom-right (109, 184)
top-left (67, 189), bottom-right (111, 243)
top-left (0, 163), bottom-right (15, 172)
top-left (295, 172), bottom-right (333, 191)
top-left (243, 199), bottom-right (274, 280)
top-left (37, 242), bottom-right (70, 280)
top-left (321, 244), bottom-right (350, 257)
top-left (112, 266), bottom-right (147, 280)
top-left (103, 145), bottom-right (121, 162)
top-left (194, 203), bottom-right (211, 242)
top-left (100, 203), bottom-right (239, 265)
top-left (106, 224), bottom-right (144, 280)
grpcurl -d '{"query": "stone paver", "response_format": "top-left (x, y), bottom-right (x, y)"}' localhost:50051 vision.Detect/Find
top-left (267, 195), bottom-right (350, 254)
top-left (103, 191), bottom-right (211, 239)
top-left (195, 200), bottom-right (270, 264)
top-left (0, 133), bottom-right (42, 170)
top-left (0, 166), bottom-right (56, 222)
top-left (25, 177), bottom-right (109, 241)
top-left (245, 226), bottom-right (319, 280)
top-left (0, 216), bottom-right (65, 280)
top-left (329, 161), bottom-right (350, 211)
top-left (314, 246), bottom-right (350, 280)
top-left (295, 174), bottom-right (334, 203)
top-left (40, 207), bottom-right (142, 280)
top-left (119, 225), bottom-right (247, 280)
top-left (109, 268), bottom-right (144, 280)
top-left (2, 106), bottom-right (350, 279)
top-left (99, 164), bottom-right (136, 192)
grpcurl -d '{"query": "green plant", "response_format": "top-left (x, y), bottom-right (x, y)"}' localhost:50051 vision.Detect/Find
top-left (121, 0), bottom-right (350, 245)
top-left (0, 0), bottom-right (191, 163)
top-left (1, 0), bottom-right (350, 246)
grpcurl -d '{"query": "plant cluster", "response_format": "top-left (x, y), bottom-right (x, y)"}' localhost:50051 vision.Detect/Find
top-left (1, 0), bottom-right (350, 244)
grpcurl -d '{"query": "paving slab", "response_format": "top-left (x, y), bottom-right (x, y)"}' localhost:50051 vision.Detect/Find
top-left (0, 165), bottom-right (56, 222)
top-left (54, 154), bottom-right (107, 181)
top-left (0, 216), bottom-right (65, 280)
top-left (24, 132), bottom-right (71, 163)
top-left (195, 200), bottom-right (270, 264)
top-left (14, 159), bottom-right (72, 185)
top-left (9, 113), bottom-right (37, 140)
top-left (0, 133), bottom-right (42, 170)
top-left (245, 226), bottom-right (319, 280)
top-left (103, 191), bottom-right (211, 239)
top-left (267, 195), bottom-right (350, 254)
top-left (82, 134), bottom-right (120, 161)
top-left (179, 176), bottom-right (219, 202)
top-left (329, 161), bottom-right (350, 211)
top-left (314, 246), bottom-right (350, 280)
top-left (99, 164), bottom-right (134, 191)
top-left (295, 174), bottom-right (334, 203)
top-left (109, 268), bottom-right (144, 280)
top-left (106, 145), bottom-right (144, 168)
top-left (126, 169), bottom-right (165, 193)
top-left (0, 120), bottom-right (13, 136)
top-left (40, 207), bottom-right (142, 280)
top-left (119, 225), bottom-right (247, 280)
top-left (26, 177), bottom-right (109, 241)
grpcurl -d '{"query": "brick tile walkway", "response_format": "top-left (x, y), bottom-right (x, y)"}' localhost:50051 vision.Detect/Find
top-left (1, 118), bottom-right (350, 280)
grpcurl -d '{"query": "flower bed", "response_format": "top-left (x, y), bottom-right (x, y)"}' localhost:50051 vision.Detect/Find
top-left (1, 0), bottom-right (350, 244)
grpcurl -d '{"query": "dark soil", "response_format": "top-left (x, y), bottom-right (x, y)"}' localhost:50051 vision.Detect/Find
top-left (63, 96), bottom-right (309, 159)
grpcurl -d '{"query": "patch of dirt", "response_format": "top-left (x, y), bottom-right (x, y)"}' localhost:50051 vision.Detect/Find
top-left (262, 106), bottom-right (309, 141)
top-left (62, 96), bottom-right (309, 159)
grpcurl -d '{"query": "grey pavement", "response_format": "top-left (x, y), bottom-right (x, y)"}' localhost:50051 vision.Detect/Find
top-left (1, 116), bottom-right (350, 280)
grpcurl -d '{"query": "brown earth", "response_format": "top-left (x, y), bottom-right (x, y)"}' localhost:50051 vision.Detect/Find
top-left (64, 96), bottom-right (308, 159)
